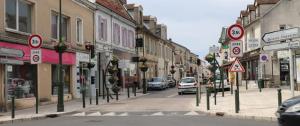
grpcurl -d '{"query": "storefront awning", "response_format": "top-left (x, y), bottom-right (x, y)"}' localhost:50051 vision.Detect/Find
top-left (240, 48), bottom-right (261, 62)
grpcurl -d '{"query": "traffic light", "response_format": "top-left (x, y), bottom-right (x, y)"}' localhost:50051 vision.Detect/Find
top-left (90, 45), bottom-right (95, 59)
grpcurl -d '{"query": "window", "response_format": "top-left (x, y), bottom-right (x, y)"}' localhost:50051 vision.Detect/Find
top-left (51, 12), bottom-right (69, 41)
top-left (76, 18), bottom-right (83, 43)
top-left (7, 64), bottom-right (37, 100)
top-left (52, 65), bottom-right (71, 95)
top-left (113, 23), bottom-right (120, 45)
top-left (98, 16), bottom-right (107, 41)
top-left (128, 30), bottom-right (134, 48)
top-left (122, 27), bottom-right (128, 47)
top-left (5, 0), bottom-right (32, 33)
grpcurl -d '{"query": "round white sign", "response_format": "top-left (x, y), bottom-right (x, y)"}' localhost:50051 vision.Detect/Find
top-left (28, 35), bottom-right (43, 48)
top-left (227, 24), bottom-right (244, 40)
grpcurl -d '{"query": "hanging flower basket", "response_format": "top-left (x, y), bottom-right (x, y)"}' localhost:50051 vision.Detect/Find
top-left (112, 84), bottom-right (121, 93)
top-left (139, 64), bottom-right (148, 72)
top-left (205, 54), bottom-right (214, 63)
top-left (108, 77), bottom-right (118, 84)
top-left (139, 57), bottom-right (147, 63)
top-left (170, 69), bottom-right (176, 74)
top-left (111, 56), bottom-right (119, 65)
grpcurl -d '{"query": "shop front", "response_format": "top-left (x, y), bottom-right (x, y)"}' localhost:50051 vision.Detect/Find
top-left (0, 41), bottom-right (75, 110)
top-left (240, 48), bottom-right (260, 86)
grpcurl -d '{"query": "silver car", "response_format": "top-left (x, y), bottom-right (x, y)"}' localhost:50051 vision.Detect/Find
top-left (178, 77), bottom-right (198, 95)
top-left (147, 77), bottom-right (168, 90)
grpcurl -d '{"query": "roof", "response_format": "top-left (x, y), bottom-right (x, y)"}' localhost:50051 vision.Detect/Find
top-left (240, 10), bottom-right (249, 17)
top-left (254, 0), bottom-right (280, 5)
top-left (96, 0), bottom-right (134, 23)
top-left (247, 5), bottom-right (256, 11)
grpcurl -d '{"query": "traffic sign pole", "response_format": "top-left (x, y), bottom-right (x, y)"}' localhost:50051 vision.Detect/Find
top-left (289, 47), bottom-right (295, 97)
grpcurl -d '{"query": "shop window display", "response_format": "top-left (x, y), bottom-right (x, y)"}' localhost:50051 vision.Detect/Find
top-left (51, 65), bottom-right (71, 95)
top-left (7, 64), bottom-right (37, 100)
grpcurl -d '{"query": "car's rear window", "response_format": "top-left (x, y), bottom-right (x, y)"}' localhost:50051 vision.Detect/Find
top-left (150, 78), bottom-right (163, 82)
top-left (180, 78), bottom-right (195, 83)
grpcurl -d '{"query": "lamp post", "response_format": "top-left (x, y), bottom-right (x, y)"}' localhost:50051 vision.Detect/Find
top-left (170, 50), bottom-right (176, 81)
top-left (54, 0), bottom-right (67, 112)
top-left (139, 57), bottom-right (148, 94)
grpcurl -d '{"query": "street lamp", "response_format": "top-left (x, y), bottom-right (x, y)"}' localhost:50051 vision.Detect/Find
top-left (54, 0), bottom-right (67, 112)
top-left (170, 51), bottom-right (176, 81)
top-left (139, 57), bottom-right (148, 94)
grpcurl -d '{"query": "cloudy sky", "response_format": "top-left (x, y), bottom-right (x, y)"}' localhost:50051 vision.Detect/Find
top-left (127, 0), bottom-right (253, 58)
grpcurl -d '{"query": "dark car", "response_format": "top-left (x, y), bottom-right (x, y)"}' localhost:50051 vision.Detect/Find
top-left (167, 77), bottom-right (176, 88)
top-left (277, 95), bottom-right (300, 126)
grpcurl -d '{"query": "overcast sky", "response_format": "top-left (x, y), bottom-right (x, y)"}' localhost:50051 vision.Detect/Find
top-left (127, 0), bottom-right (253, 58)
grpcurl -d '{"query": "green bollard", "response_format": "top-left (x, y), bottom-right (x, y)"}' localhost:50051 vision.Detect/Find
top-left (235, 90), bottom-right (239, 113)
top-left (82, 89), bottom-right (86, 108)
top-left (278, 89), bottom-right (282, 107)
top-left (106, 88), bottom-right (110, 103)
top-left (11, 96), bottom-right (15, 119)
top-left (96, 89), bottom-right (99, 105)
top-left (196, 88), bottom-right (199, 106)
top-left (127, 86), bottom-right (130, 98)
top-left (206, 88), bottom-right (210, 110)
top-left (116, 91), bottom-right (119, 101)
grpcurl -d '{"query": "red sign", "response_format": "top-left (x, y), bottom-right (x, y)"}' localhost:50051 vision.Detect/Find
top-left (28, 34), bottom-right (43, 48)
top-left (229, 59), bottom-right (245, 72)
top-left (227, 24), bottom-right (244, 40)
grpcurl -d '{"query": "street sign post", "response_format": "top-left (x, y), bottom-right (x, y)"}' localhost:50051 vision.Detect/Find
top-left (227, 24), bottom-right (244, 40)
top-left (28, 35), bottom-right (43, 48)
top-left (0, 47), bottom-right (24, 58)
top-left (30, 49), bottom-right (42, 64)
top-left (263, 41), bottom-right (300, 51)
top-left (262, 27), bottom-right (300, 43)
top-left (0, 58), bottom-right (24, 65)
top-left (229, 59), bottom-right (245, 73)
top-left (260, 54), bottom-right (269, 63)
top-left (230, 41), bottom-right (243, 57)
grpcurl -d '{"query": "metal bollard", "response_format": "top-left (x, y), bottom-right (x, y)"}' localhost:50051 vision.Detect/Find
top-left (106, 88), bottom-right (110, 103)
top-left (96, 89), bottom-right (99, 105)
top-left (278, 89), bottom-right (282, 107)
top-left (116, 91), bottom-right (119, 101)
top-left (235, 90), bottom-right (239, 113)
top-left (133, 84), bottom-right (137, 97)
top-left (196, 88), bottom-right (199, 106)
top-left (82, 89), bottom-right (86, 108)
top-left (206, 88), bottom-right (210, 110)
top-left (246, 80), bottom-right (248, 90)
top-left (231, 82), bottom-right (233, 95)
top-left (127, 86), bottom-right (130, 98)
top-left (11, 96), bottom-right (15, 119)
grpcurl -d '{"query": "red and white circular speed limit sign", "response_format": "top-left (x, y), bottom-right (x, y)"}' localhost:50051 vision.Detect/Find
top-left (232, 47), bottom-right (240, 55)
top-left (227, 24), bottom-right (244, 40)
top-left (28, 34), bottom-right (43, 48)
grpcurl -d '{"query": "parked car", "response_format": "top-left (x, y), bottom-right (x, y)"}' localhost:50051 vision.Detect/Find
top-left (147, 77), bottom-right (168, 90)
top-left (214, 74), bottom-right (230, 91)
top-left (277, 95), bottom-right (300, 126)
top-left (167, 76), bottom-right (176, 88)
top-left (178, 77), bottom-right (198, 95)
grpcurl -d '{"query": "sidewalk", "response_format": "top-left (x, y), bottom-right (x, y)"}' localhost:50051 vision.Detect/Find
top-left (0, 89), bottom-right (145, 124)
top-left (195, 86), bottom-right (300, 121)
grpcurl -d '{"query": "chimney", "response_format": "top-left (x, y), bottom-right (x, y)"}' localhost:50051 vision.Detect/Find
top-left (120, 0), bottom-right (127, 5)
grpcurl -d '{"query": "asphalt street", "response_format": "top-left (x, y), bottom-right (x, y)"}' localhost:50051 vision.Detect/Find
top-left (0, 88), bottom-right (277, 126)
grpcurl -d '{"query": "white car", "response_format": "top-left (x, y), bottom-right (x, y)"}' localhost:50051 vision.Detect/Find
top-left (178, 77), bottom-right (198, 95)
top-left (147, 77), bottom-right (168, 90)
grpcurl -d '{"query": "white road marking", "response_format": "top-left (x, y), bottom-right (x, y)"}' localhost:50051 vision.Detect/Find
top-left (102, 112), bottom-right (116, 116)
top-left (72, 112), bottom-right (85, 116)
top-left (118, 112), bottom-right (128, 116)
top-left (184, 111), bottom-right (199, 116)
top-left (166, 93), bottom-right (178, 98)
top-left (151, 112), bottom-right (164, 116)
top-left (87, 112), bottom-right (102, 116)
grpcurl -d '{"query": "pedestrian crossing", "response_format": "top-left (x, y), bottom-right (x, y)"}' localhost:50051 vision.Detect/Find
top-left (70, 111), bottom-right (204, 117)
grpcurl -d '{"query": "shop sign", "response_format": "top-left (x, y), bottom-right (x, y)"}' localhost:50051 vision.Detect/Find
top-left (0, 47), bottom-right (24, 58)
top-left (277, 50), bottom-right (289, 59)
top-left (0, 58), bottom-right (24, 65)
top-left (7, 65), bottom-right (12, 72)
top-left (262, 27), bottom-right (300, 43)
top-left (31, 49), bottom-right (42, 64)
top-left (247, 38), bottom-right (260, 50)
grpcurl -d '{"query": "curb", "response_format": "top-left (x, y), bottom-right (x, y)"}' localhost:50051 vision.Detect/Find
top-left (0, 92), bottom-right (150, 124)
top-left (201, 111), bottom-right (277, 122)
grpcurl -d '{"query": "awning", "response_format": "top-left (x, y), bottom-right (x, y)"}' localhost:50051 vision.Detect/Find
top-left (240, 48), bottom-right (260, 62)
